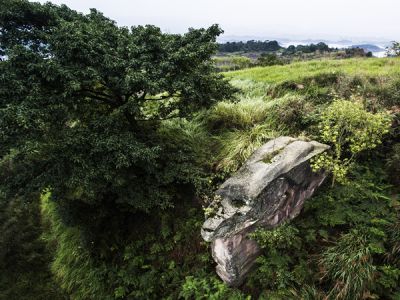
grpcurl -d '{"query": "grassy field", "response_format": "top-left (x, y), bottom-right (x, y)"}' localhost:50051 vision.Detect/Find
top-left (224, 57), bottom-right (400, 83)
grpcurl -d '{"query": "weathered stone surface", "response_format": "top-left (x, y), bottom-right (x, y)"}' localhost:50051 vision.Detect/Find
top-left (201, 136), bottom-right (329, 286)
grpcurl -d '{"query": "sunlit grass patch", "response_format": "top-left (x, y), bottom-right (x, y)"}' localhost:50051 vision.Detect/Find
top-left (225, 58), bottom-right (400, 84)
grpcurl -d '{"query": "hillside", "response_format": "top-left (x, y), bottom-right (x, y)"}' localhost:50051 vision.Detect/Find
top-left (1, 2), bottom-right (399, 299)
top-left (225, 57), bottom-right (400, 82)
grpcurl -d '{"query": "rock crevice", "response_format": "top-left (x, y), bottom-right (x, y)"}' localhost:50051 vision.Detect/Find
top-left (201, 137), bottom-right (329, 286)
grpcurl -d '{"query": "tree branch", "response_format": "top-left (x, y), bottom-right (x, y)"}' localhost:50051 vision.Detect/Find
top-left (143, 93), bottom-right (179, 101)
top-left (77, 89), bottom-right (121, 108)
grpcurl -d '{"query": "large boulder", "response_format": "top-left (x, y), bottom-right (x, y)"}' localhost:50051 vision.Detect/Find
top-left (201, 136), bottom-right (329, 286)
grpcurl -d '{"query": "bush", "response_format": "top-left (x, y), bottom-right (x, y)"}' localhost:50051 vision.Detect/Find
top-left (312, 100), bottom-right (391, 185)
top-left (240, 162), bottom-right (398, 298)
top-left (249, 224), bottom-right (305, 291)
top-left (268, 94), bottom-right (315, 134)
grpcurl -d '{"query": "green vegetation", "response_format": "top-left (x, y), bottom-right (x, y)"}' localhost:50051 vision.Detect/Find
top-left (225, 57), bottom-right (400, 83)
top-left (387, 41), bottom-right (400, 57)
top-left (312, 100), bottom-right (390, 185)
top-left (257, 53), bottom-right (285, 66)
top-left (218, 40), bottom-right (281, 52)
top-left (216, 42), bottom-right (372, 72)
top-left (0, 1), bottom-right (399, 299)
top-left (283, 42), bottom-right (332, 55)
top-left (213, 55), bottom-right (253, 71)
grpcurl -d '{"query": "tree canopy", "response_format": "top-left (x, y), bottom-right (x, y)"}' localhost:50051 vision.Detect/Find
top-left (0, 0), bottom-right (235, 228)
top-left (218, 40), bottom-right (282, 53)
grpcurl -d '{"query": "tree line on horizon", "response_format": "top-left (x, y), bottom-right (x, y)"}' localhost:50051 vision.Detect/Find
top-left (218, 40), bottom-right (334, 54)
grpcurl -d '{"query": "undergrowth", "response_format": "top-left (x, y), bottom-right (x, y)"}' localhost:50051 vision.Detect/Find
top-left (6, 57), bottom-right (400, 299)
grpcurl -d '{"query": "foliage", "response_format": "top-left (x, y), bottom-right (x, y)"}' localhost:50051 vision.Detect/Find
top-left (386, 41), bottom-right (400, 57)
top-left (344, 47), bottom-right (369, 57)
top-left (219, 40), bottom-right (281, 53)
top-left (1, 6), bottom-right (399, 297)
top-left (244, 163), bottom-right (399, 298)
top-left (312, 100), bottom-right (390, 184)
top-left (0, 194), bottom-right (65, 299)
top-left (41, 192), bottom-right (111, 299)
top-left (0, 0), bottom-right (235, 234)
top-left (208, 98), bottom-right (271, 131)
top-left (206, 97), bottom-right (285, 173)
top-left (215, 124), bottom-right (282, 173)
top-left (214, 55), bottom-right (254, 71)
top-left (41, 190), bottom-right (225, 299)
top-left (249, 224), bottom-right (305, 291)
top-left (283, 42), bottom-right (332, 55)
top-left (268, 94), bottom-right (315, 134)
top-left (319, 230), bottom-right (376, 300)
top-left (180, 276), bottom-right (248, 300)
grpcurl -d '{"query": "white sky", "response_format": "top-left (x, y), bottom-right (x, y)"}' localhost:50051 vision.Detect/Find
top-left (34, 0), bottom-right (399, 41)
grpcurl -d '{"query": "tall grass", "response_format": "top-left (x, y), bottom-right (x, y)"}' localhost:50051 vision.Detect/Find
top-left (208, 98), bottom-right (271, 130)
top-left (207, 96), bottom-right (286, 173)
top-left (215, 124), bottom-right (283, 173)
top-left (230, 79), bottom-right (271, 99)
top-left (319, 230), bottom-right (376, 300)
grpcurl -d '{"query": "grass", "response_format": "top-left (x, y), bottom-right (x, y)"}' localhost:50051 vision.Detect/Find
top-left (40, 192), bottom-right (110, 300)
top-left (215, 124), bottom-right (283, 172)
top-left (206, 96), bottom-right (287, 172)
top-left (319, 230), bottom-right (375, 300)
top-left (211, 57), bottom-right (400, 175)
top-left (208, 98), bottom-right (272, 130)
top-left (224, 57), bottom-right (400, 83)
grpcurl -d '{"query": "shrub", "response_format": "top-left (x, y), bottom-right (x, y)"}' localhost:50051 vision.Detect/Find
top-left (248, 224), bottom-right (306, 291)
top-left (41, 190), bottom-right (222, 299)
top-left (312, 100), bottom-right (391, 185)
top-left (269, 95), bottom-right (315, 133)
top-left (386, 41), bottom-right (400, 57)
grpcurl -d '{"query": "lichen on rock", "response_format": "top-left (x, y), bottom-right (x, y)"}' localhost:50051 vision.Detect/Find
top-left (201, 136), bottom-right (329, 286)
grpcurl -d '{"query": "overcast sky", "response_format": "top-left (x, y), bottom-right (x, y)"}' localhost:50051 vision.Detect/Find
top-left (34, 0), bottom-right (399, 42)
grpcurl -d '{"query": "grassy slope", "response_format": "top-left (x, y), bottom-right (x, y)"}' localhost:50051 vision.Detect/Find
top-left (224, 57), bottom-right (400, 83)
top-left (218, 57), bottom-right (400, 299)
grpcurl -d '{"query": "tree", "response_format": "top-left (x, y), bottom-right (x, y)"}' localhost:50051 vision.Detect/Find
top-left (0, 0), bottom-right (235, 234)
top-left (386, 41), bottom-right (400, 57)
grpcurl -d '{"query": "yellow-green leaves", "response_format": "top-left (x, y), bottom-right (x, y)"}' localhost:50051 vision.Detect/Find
top-left (313, 100), bottom-right (391, 185)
